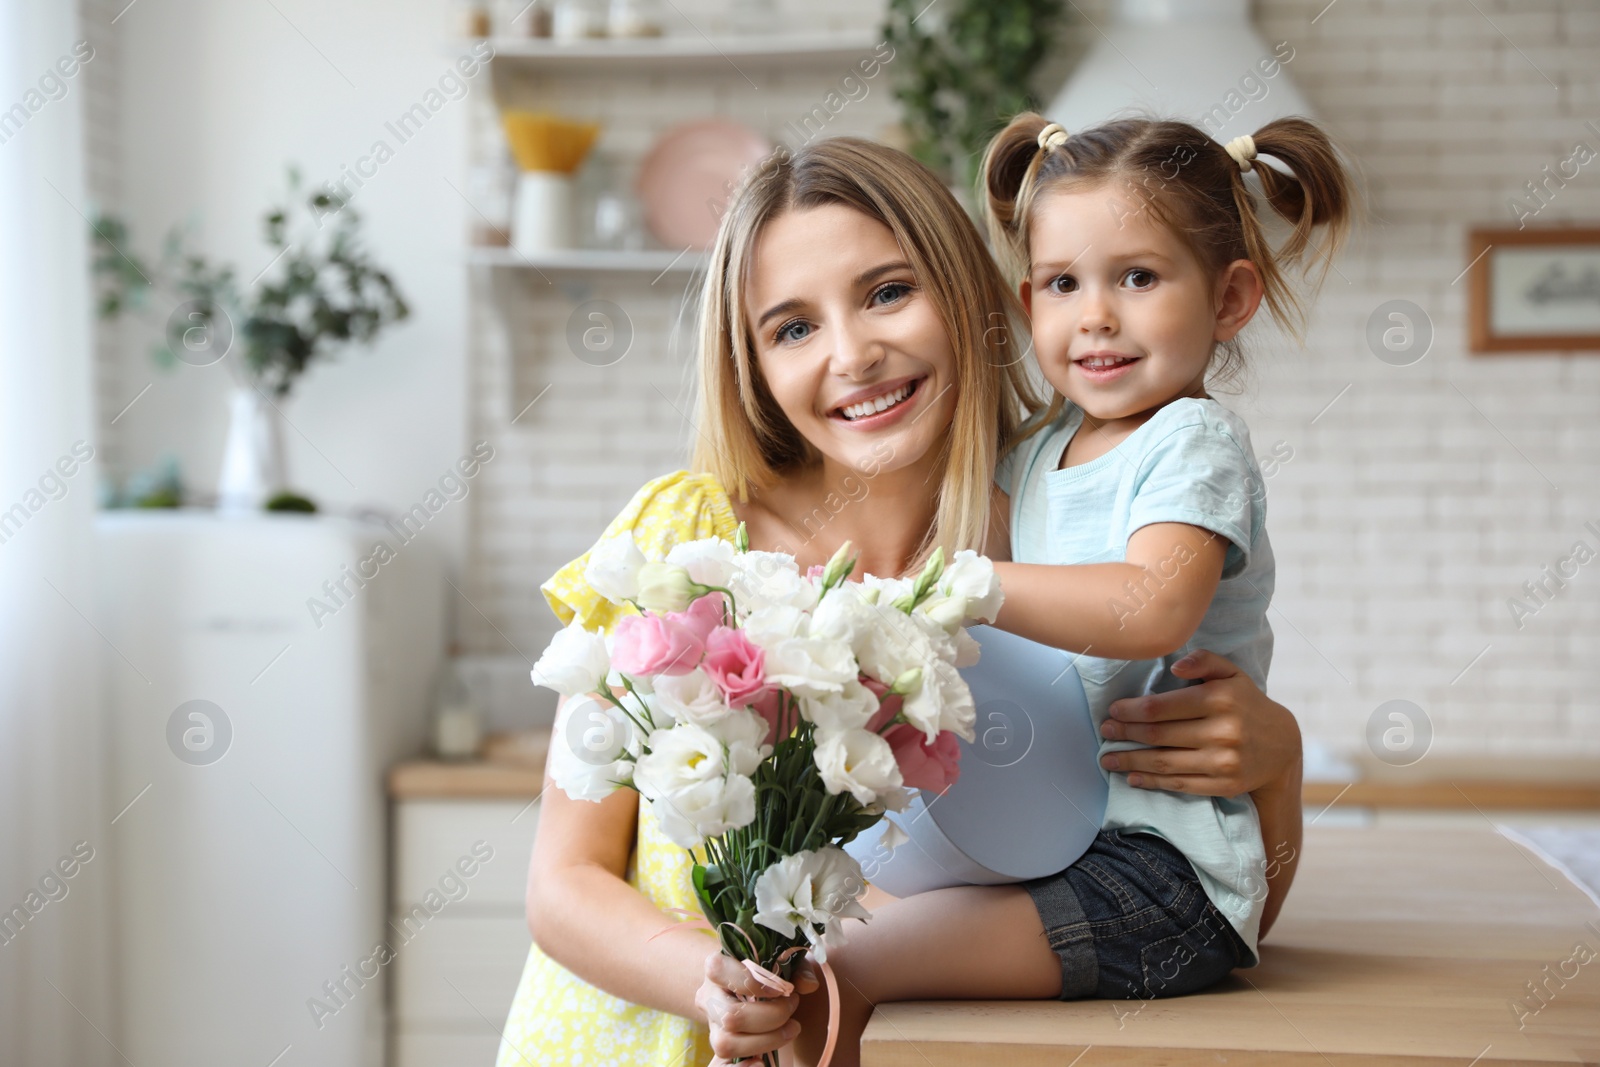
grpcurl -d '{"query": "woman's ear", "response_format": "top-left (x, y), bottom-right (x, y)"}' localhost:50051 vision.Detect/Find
top-left (1213, 259), bottom-right (1264, 343)
top-left (1017, 277), bottom-right (1033, 318)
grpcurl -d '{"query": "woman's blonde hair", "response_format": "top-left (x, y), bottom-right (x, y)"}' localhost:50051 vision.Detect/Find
top-left (691, 137), bottom-right (1046, 572)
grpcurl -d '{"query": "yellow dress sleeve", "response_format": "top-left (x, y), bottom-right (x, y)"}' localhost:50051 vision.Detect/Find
top-left (541, 469), bottom-right (740, 633)
top-left (498, 471), bottom-right (737, 1067)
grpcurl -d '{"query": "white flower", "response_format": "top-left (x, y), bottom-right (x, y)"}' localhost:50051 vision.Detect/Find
top-left (647, 774), bottom-right (757, 849)
top-left (585, 534), bottom-right (647, 604)
top-left (940, 550), bottom-right (1004, 624)
top-left (531, 622), bottom-right (610, 697)
top-left (915, 592), bottom-right (967, 634)
top-left (633, 722), bottom-right (762, 846)
top-left (860, 572), bottom-right (913, 607)
top-left (900, 658), bottom-right (976, 743)
top-left (809, 582), bottom-right (876, 645)
top-left (731, 552), bottom-right (818, 613)
top-left (851, 604), bottom-right (937, 688)
top-left (635, 561), bottom-right (698, 613)
top-left (705, 708), bottom-right (771, 775)
top-left (742, 603), bottom-right (810, 644)
top-left (800, 677), bottom-right (879, 734)
top-left (753, 849), bottom-right (871, 963)
top-left (649, 668), bottom-right (735, 728)
top-left (762, 636), bottom-right (858, 698)
top-left (667, 537), bottom-right (737, 588)
top-left (548, 694), bottom-right (636, 802)
top-left (814, 727), bottom-right (903, 806)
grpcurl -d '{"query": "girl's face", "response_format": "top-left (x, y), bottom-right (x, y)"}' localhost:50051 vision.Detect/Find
top-left (1020, 184), bottom-right (1257, 424)
top-left (744, 204), bottom-right (959, 477)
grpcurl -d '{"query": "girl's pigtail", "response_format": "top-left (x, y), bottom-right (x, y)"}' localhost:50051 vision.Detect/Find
top-left (1230, 116), bottom-right (1357, 336)
top-left (979, 111), bottom-right (1056, 284)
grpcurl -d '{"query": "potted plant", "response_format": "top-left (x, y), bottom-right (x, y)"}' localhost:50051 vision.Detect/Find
top-left (882, 0), bottom-right (1066, 197)
top-left (91, 165), bottom-right (410, 512)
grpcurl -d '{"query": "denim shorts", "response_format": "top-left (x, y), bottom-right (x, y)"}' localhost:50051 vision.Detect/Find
top-left (1020, 829), bottom-right (1251, 1000)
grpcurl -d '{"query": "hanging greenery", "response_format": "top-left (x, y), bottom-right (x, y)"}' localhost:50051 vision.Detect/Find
top-left (882, 0), bottom-right (1066, 191)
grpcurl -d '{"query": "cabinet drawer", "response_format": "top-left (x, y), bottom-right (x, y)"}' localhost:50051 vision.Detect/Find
top-left (392, 913), bottom-right (531, 1026)
top-left (394, 799), bottom-right (539, 908)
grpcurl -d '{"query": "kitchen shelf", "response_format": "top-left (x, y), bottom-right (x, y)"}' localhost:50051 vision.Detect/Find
top-left (470, 31), bottom-right (881, 68)
top-left (467, 245), bottom-right (706, 274)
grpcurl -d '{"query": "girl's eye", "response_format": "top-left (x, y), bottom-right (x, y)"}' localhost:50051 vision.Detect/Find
top-left (1123, 268), bottom-right (1157, 290)
top-left (1048, 275), bottom-right (1078, 294)
top-left (871, 281), bottom-right (912, 305)
top-left (775, 319), bottom-right (812, 344)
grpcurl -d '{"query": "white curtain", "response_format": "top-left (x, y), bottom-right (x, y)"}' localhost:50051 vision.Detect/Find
top-left (0, 1), bottom-right (115, 1065)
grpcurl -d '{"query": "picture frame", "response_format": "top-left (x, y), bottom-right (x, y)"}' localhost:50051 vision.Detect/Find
top-left (1467, 226), bottom-right (1600, 353)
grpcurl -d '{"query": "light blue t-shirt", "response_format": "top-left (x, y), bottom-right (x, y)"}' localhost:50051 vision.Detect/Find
top-left (997, 396), bottom-right (1275, 963)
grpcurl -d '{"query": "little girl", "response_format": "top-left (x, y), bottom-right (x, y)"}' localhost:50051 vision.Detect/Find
top-left (976, 112), bottom-right (1354, 1001)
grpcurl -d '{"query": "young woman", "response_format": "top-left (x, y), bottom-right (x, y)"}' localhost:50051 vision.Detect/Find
top-left (496, 137), bottom-right (1304, 1067)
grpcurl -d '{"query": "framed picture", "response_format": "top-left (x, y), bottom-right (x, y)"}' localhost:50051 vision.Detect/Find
top-left (1467, 226), bottom-right (1600, 352)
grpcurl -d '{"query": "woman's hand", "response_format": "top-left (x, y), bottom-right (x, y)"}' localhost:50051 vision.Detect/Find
top-left (1098, 649), bottom-right (1300, 797)
top-left (697, 951), bottom-right (820, 1066)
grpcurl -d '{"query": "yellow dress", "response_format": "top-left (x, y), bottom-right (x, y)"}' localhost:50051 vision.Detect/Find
top-left (496, 471), bottom-right (738, 1067)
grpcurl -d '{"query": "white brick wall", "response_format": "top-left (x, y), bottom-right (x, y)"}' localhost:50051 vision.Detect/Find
top-left (461, 0), bottom-right (1599, 758)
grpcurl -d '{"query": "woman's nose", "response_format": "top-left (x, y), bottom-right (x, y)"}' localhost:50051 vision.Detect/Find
top-left (829, 322), bottom-right (886, 377)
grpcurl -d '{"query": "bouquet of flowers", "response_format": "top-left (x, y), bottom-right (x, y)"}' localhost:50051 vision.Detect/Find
top-left (530, 526), bottom-right (1003, 1054)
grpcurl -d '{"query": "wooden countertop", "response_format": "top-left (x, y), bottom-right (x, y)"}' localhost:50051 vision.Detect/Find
top-left (388, 732), bottom-right (548, 799)
top-left (863, 825), bottom-right (1600, 1065)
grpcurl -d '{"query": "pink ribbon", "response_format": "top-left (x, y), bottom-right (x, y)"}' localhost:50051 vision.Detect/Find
top-left (651, 908), bottom-right (841, 1067)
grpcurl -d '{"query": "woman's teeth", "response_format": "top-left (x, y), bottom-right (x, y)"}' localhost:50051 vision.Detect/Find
top-left (1079, 355), bottom-right (1135, 368)
top-left (840, 382), bottom-right (913, 421)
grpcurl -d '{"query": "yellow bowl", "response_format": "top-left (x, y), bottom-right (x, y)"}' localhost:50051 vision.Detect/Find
top-left (501, 111), bottom-right (601, 174)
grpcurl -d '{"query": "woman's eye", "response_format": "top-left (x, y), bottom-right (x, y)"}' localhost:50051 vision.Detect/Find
top-left (1123, 268), bottom-right (1157, 289)
top-left (776, 319), bottom-right (812, 344)
top-left (1048, 275), bottom-right (1078, 294)
top-left (872, 281), bottom-right (912, 305)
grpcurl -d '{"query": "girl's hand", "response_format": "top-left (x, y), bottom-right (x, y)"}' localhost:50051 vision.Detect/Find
top-left (697, 951), bottom-right (820, 1066)
top-left (1098, 649), bottom-right (1301, 797)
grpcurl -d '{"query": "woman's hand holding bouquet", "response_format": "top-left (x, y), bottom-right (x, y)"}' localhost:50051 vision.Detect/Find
top-left (531, 528), bottom-right (1002, 1065)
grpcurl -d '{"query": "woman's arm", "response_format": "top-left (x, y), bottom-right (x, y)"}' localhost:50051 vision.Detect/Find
top-left (1095, 650), bottom-right (1303, 938)
top-left (525, 767), bottom-right (712, 1017)
top-left (527, 705), bottom-right (817, 1060)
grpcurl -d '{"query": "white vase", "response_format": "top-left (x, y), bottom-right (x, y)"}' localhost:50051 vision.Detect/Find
top-left (216, 386), bottom-right (286, 513)
top-left (511, 171), bottom-right (575, 255)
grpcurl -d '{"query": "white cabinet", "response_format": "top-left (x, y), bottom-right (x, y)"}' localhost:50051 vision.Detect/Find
top-left (390, 797), bottom-right (540, 1066)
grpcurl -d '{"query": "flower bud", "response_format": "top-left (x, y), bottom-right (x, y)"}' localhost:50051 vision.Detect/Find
top-left (889, 667), bottom-right (922, 696)
top-left (821, 540), bottom-right (858, 589)
top-left (635, 562), bottom-right (699, 613)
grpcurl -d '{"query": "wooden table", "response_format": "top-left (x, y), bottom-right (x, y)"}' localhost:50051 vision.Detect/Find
top-left (863, 826), bottom-right (1600, 1065)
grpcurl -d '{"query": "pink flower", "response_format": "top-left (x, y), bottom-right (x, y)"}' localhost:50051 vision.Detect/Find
top-left (749, 688), bottom-right (784, 746)
top-left (611, 613), bottom-right (704, 677)
top-left (806, 564), bottom-right (826, 579)
top-left (884, 724), bottom-right (961, 793)
top-left (667, 593), bottom-right (725, 646)
top-left (702, 626), bottom-right (769, 708)
top-left (862, 676), bottom-right (900, 734)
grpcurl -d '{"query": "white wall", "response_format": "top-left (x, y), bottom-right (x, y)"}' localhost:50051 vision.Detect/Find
top-left (91, 0), bottom-right (1600, 758)
top-left (99, 0), bottom-right (471, 571)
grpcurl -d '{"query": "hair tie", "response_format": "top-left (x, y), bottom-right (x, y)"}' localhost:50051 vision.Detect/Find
top-left (1224, 135), bottom-right (1257, 173)
top-left (1037, 123), bottom-right (1069, 152)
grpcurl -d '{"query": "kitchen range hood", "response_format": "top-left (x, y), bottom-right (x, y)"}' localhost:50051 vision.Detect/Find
top-left (1046, 0), bottom-right (1315, 138)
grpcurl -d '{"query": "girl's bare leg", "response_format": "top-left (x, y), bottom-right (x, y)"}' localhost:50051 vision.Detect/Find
top-left (783, 883), bottom-right (1063, 1067)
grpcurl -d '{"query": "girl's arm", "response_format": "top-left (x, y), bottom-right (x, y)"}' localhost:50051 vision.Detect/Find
top-left (526, 705), bottom-right (815, 1059)
top-left (992, 522), bottom-right (1227, 660)
top-left (1097, 650), bottom-right (1304, 938)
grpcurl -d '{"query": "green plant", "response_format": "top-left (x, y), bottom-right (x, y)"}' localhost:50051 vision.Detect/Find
top-left (882, 0), bottom-right (1066, 191)
top-left (91, 165), bottom-right (410, 398)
